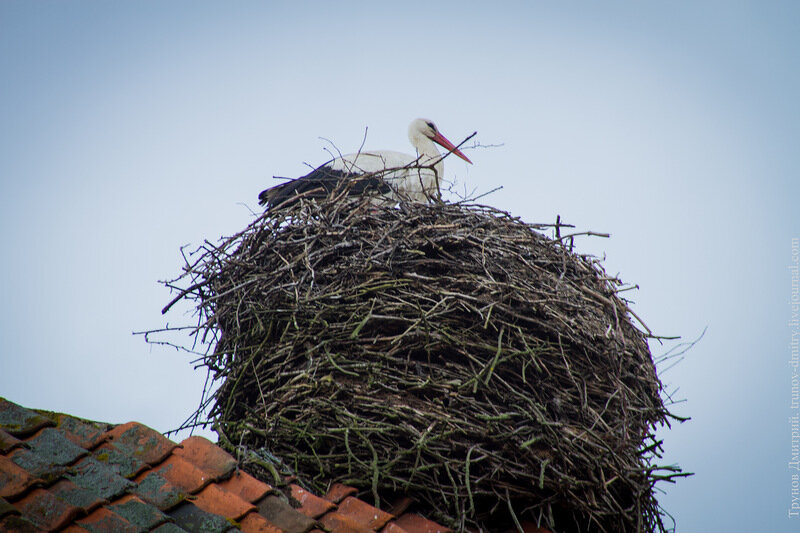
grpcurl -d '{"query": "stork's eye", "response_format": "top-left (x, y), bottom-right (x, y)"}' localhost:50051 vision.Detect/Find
top-left (426, 121), bottom-right (436, 130)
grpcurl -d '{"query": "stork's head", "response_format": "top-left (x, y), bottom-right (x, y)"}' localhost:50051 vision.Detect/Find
top-left (409, 118), bottom-right (473, 164)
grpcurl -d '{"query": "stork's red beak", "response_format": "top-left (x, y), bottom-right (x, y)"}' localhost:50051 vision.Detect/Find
top-left (431, 132), bottom-right (473, 164)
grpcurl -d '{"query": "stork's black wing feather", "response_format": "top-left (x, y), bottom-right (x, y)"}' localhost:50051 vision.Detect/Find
top-left (258, 165), bottom-right (391, 210)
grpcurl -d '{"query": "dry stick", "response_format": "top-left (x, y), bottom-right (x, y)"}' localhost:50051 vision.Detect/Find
top-left (162, 280), bottom-right (209, 314)
top-left (556, 230), bottom-right (611, 241)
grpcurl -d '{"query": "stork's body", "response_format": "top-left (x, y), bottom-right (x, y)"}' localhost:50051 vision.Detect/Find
top-left (259, 118), bottom-right (472, 209)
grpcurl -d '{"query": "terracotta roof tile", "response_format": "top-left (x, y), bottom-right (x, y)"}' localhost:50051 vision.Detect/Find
top-left (53, 414), bottom-right (109, 450)
top-left (68, 456), bottom-right (136, 500)
top-left (108, 494), bottom-right (170, 530)
top-left (48, 478), bottom-right (107, 514)
top-left (0, 514), bottom-right (41, 532)
top-left (147, 454), bottom-right (213, 494)
top-left (382, 522), bottom-right (411, 533)
top-left (8, 447), bottom-right (69, 483)
top-left (337, 495), bottom-right (395, 530)
top-left (26, 427), bottom-right (88, 466)
top-left (0, 455), bottom-right (42, 499)
top-left (192, 482), bottom-right (256, 520)
top-left (151, 522), bottom-right (191, 533)
top-left (73, 506), bottom-right (141, 533)
top-left (168, 500), bottom-right (237, 532)
top-left (290, 483), bottom-right (336, 518)
top-left (173, 435), bottom-right (237, 480)
top-left (0, 398), bottom-right (55, 438)
top-left (319, 511), bottom-right (375, 533)
top-left (255, 493), bottom-right (317, 533)
top-left (104, 422), bottom-right (178, 466)
top-left (0, 496), bottom-right (19, 519)
top-left (0, 398), bottom-right (456, 533)
top-left (0, 430), bottom-right (22, 454)
top-left (217, 470), bottom-right (273, 503)
top-left (390, 512), bottom-right (452, 533)
top-left (132, 471), bottom-right (187, 510)
top-left (323, 482), bottom-right (358, 504)
top-left (385, 496), bottom-right (414, 517)
top-left (12, 487), bottom-right (82, 531)
top-left (238, 511), bottom-right (283, 533)
top-left (92, 441), bottom-right (149, 479)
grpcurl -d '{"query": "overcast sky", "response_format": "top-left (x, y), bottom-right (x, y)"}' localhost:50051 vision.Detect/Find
top-left (1, 2), bottom-right (798, 531)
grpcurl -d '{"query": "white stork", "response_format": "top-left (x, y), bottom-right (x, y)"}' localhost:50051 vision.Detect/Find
top-left (258, 118), bottom-right (472, 209)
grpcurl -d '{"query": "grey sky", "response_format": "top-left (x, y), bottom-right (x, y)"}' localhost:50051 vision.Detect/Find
top-left (1, 1), bottom-right (797, 531)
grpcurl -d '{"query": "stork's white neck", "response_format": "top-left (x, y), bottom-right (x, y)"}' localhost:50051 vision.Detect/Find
top-left (408, 130), bottom-right (444, 180)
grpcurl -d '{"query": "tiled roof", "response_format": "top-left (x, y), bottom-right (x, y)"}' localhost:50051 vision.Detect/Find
top-left (0, 397), bottom-right (462, 533)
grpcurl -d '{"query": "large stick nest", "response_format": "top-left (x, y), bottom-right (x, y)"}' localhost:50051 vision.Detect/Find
top-left (164, 193), bottom-right (682, 532)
